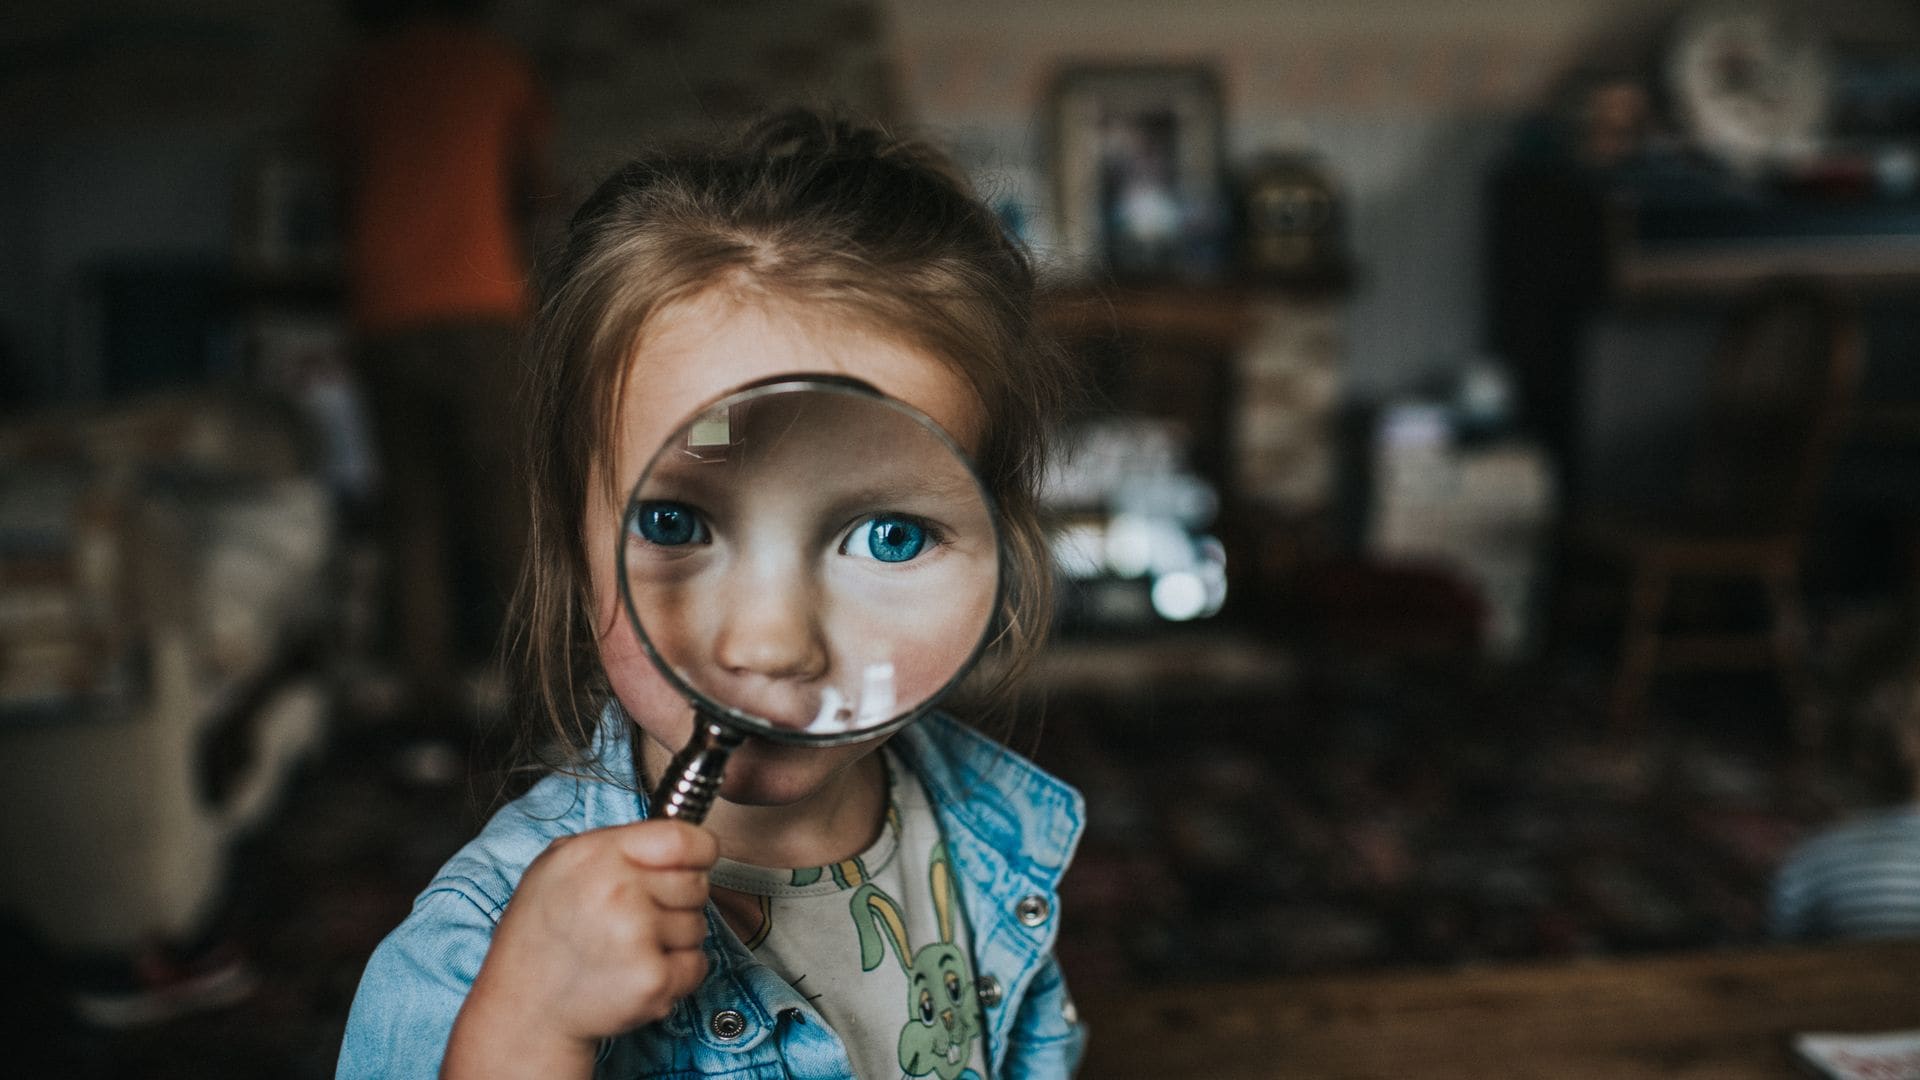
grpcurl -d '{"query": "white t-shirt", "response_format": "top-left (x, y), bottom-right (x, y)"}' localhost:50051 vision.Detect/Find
top-left (709, 752), bottom-right (991, 1079)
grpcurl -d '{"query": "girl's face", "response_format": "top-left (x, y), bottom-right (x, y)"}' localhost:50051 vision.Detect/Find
top-left (623, 389), bottom-right (1000, 737)
top-left (584, 290), bottom-right (987, 807)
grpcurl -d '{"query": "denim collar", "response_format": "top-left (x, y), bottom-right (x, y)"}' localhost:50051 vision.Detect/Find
top-left (580, 702), bottom-right (1082, 892)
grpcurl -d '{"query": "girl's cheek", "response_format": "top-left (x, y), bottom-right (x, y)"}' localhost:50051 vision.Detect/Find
top-left (846, 582), bottom-right (994, 712)
top-left (598, 605), bottom-right (695, 751)
top-left (886, 627), bottom-right (974, 713)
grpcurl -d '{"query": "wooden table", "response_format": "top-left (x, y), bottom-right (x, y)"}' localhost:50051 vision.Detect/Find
top-left (1076, 942), bottom-right (1920, 1079)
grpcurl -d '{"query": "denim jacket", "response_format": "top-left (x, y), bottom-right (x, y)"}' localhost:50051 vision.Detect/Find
top-left (337, 706), bottom-right (1087, 1078)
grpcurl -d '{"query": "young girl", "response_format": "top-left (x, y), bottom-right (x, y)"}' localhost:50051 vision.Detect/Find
top-left (336, 110), bottom-right (1087, 1079)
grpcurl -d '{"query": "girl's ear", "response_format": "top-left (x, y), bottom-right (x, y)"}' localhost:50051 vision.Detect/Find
top-left (930, 842), bottom-right (959, 945)
top-left (851, 883), bottom-right (911, 973)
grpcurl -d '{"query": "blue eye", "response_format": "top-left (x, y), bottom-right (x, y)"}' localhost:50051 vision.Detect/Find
top-left (852, 516), bottom-right (927, 563)
top-left (629, 500), bottom-right (708, 546)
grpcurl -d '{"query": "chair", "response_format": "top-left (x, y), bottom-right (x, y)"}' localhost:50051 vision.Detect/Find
top-left (1572, 280), bottom-right (1862, 739)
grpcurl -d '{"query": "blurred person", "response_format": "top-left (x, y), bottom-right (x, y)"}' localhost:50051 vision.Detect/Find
top-left (325, 0), bottom-right (550, 719)
top-left (1770, 671), bottom-right (1920, 941)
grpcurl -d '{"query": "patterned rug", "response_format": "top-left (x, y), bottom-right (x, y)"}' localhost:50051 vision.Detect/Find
top-left (1037, 650), bottom-right (1870, 985)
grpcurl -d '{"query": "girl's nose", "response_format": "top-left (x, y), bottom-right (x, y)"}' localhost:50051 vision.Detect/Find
top-left (712, 567), bottom-right (829, 684)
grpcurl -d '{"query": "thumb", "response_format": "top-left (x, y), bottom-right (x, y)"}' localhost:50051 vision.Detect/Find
top-left (613, 819), bottom-right (719, 869)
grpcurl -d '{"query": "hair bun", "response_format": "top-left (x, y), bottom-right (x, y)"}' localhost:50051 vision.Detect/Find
top-left (747, 108), bottom-right (847, 160)
top-left (744, 108), bottom-right (952, 178)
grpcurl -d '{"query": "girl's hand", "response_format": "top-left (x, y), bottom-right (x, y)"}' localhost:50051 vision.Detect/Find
top-left (443, 820), bottom-right (718, 1076)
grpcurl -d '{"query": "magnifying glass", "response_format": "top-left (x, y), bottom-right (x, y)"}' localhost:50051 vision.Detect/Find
top-left (618, 377), bottom-right (1002, 824)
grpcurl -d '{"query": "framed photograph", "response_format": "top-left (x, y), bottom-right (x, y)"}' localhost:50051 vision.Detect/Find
top-left (1047, 64), bottom-right (1229, 282)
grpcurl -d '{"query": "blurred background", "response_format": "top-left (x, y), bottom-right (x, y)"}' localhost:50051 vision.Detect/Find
top-left (6, 0), bottom-right (1920, 1075)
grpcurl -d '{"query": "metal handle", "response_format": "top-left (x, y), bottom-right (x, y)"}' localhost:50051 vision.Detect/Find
top-left (649, 711), bottom-right (744, 824)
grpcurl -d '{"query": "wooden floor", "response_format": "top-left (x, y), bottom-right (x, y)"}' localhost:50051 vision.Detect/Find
top-left (1076, 940), bottom-right (1920, 1079)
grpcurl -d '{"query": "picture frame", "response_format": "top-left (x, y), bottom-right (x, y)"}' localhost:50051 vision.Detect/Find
top-left (1046, 63), bottom-right (1229, 282)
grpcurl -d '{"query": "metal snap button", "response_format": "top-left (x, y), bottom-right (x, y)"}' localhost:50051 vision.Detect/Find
top-left (1061, 998), bottom-right (1079, 1025)
top-left (710, 1009), bottom-right (747, 1041)
top-left (975, 974), bottom-right (1004, 1008)
top-left (1015, 893), bottom-right (1051, 927)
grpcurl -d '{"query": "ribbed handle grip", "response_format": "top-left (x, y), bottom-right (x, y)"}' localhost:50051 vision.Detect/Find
top-left (649, 716), bottom-right (744, 824)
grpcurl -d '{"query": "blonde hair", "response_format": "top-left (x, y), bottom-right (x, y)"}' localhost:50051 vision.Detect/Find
top-left (505, 109), bottom-right (1076, 773)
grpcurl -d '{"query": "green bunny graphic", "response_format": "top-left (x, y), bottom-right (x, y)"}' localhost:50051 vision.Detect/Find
top-left (850, 841), bottom-right (984, 1080)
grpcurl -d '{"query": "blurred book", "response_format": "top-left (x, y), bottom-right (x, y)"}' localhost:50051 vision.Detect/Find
top-left (1792, 1030), bottom-right (1920, 1080)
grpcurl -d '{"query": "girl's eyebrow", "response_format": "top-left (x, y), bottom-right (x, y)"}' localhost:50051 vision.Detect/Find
top-left (633, 452), bottom-right (731, 501)
top-left (636, 453), bottom-right (983, 521)
top-left (807, 460), bottom-right (992, 530)
top-left (822, 468), bottom-right (979, 508)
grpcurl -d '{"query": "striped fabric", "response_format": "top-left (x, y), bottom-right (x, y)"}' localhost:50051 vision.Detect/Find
top-left (1771, 806), bottom-right (1920, 941)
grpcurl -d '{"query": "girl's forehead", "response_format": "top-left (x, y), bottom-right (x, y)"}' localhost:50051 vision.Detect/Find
top-left (618, 293), bottom-right (987, 462)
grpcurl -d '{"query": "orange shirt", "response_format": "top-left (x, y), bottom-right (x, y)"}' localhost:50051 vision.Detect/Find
top-left (333, 23), bottom-right (548, 334)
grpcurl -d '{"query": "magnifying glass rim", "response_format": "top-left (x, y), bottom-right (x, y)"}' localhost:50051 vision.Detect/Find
top-left (615, 375), bottom-right (1006, 748)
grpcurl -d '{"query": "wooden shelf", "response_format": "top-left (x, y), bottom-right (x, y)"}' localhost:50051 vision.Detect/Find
top-left (1606, 194), bottom-right (1920, 296)
top-left (1614, 236), bottom-right (1920, 295)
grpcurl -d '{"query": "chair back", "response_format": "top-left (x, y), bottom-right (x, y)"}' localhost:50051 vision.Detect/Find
top-left (1686, 280), bottom-right (1862, 534)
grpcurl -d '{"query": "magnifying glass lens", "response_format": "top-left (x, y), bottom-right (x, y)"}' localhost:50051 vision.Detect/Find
top-left (620, 381), bottom-right (1000, 752)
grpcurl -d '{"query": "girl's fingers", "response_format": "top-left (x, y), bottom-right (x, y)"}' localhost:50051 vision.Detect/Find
top-left (646, 868), bottom-right (712, 910)
top-left (655, 910), bottom-right (710, 950)
top-left (660, 946), bottom-right (710, 998)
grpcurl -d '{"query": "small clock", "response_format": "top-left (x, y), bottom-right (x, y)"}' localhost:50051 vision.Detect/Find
top-left (1666, 0), bottom-right (1832, 174)
top-left (1239, 153), bottom-right (1349, 284)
